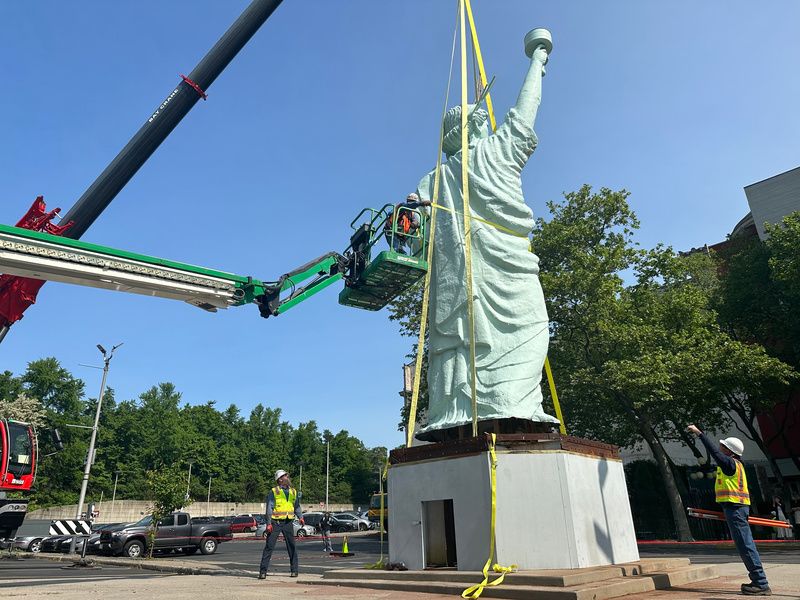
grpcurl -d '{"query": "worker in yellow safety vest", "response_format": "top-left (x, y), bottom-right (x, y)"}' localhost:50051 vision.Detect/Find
top-left (688, 425), bottom-right (771, 596)
top-left (259, 469), bottom-right (304, 579)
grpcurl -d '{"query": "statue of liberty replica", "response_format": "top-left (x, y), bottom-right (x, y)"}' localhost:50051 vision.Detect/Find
top-left (416, 30), bottom-right (559, 440)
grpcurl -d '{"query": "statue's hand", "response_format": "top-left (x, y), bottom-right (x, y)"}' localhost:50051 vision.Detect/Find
top-left (532, 45), bottom-right (549, 66)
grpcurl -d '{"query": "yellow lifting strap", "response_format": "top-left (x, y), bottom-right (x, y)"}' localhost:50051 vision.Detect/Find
top-left (544, 357), bottom-right (567, 435)
top-left (405, 1), bottom-right (459, 448)
top-left (464, 0), bottom-right (566, 435)
top-left (460, 0), bottom-right (480, 437)
top-left (367, 455), bottom-right (391, 569)
top-left (462, 434), bottom-right (517, 599)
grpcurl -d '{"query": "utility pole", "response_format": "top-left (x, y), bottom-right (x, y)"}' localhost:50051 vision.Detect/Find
top-left (325, 441), bottom-right (330, 512)
top-left (298, 464), bottom-right (303, 498)
top-left (186, 460), bottom-right (195, 500)
top-left (112, 470), bottom-right (122, 508)
top-left (71, 342), bottom-right (122, 553)
top-left (207, 475), bottom-right (212, 515)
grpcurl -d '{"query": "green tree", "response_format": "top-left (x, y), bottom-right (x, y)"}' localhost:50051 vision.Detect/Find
top-left (535, 186), bottom-right (797, 540)
top-left (0, 393), bottom-right (46, 427)
top-left (145, 468), bottom-right (191, 558)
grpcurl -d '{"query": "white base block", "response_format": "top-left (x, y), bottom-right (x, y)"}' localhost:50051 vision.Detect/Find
top-left (388, 445), bottom-right (639, 571)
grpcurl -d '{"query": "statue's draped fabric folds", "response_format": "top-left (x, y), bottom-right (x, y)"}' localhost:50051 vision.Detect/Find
top-left (416, 41), bottom-right (558, 436)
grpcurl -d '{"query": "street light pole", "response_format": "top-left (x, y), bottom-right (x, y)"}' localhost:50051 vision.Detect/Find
top-left (207, 476), bottom-right (212, 516)
top-left (71, 342), bottom-right (122, 554)
top-left (298, 464), bottom-right (303, 497)
top-left (75, 343), bottom-right (122, 521)
top-left (111, 470), bottom-right (122, 513)
top-left (325, 441), bottom-right (330, 512)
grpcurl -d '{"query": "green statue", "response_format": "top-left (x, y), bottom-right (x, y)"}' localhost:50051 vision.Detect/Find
top-left (416, 29), bottom-right (559, 438)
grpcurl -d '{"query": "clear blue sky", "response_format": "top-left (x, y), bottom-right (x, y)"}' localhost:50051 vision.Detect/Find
top-left (2, 1), bottom-right (799, 449)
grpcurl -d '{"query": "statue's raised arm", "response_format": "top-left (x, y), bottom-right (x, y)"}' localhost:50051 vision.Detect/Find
top-left (515, 28), bottom-right (552, 130)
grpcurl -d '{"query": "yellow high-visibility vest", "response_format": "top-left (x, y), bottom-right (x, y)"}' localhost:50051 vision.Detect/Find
top-left (715, 459), bottom-right (750, 505)
top-left (271, 486), bottom-right (297, 519)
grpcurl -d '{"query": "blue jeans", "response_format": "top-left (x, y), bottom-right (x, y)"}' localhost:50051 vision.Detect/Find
top-left (386, 232), bottom-right (408, 254)
top-left (722, 504), bottom-right (769, 587)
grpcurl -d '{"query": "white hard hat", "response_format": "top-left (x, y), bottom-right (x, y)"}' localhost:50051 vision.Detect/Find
top-left (274, 469), bottom-right (289, 482)
top-left (406, 192), bottom-right (420, 202)
top-left (720, 437), bottom-right (744, 457)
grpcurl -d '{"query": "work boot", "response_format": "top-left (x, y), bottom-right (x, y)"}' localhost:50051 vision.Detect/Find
top-left (741, 583), bottom-right (772, 595)
top-left (290, 572), bottom-right (298, 578)
top-left (258, 571), bottom-right (268, 580)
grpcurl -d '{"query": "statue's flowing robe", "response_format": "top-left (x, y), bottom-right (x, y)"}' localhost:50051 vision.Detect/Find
top-left (416, 107), bottom-right (558, 435)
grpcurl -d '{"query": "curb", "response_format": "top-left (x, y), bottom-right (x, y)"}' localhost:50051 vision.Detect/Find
top-left (31, 552), bottom-right (256, 577)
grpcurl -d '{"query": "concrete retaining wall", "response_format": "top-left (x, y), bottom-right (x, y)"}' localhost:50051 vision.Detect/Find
top-left (29, 500), bottom-right (358, 523)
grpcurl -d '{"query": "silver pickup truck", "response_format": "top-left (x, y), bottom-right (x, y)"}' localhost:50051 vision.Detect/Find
top-left (99, 512), bottom-right (231, 558)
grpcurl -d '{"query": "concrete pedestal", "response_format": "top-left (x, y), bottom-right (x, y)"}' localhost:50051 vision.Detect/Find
top-left (388, 434), bottom-right (639, 571)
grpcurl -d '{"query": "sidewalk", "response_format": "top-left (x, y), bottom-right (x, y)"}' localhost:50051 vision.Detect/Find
top-left (23, 553), bottom-right (800, 599)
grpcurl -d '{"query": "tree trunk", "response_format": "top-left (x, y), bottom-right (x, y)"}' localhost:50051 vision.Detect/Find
top-left (638, 422), bottom-right (694, 541)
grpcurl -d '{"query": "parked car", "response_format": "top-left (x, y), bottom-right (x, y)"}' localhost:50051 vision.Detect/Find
top-left (40, 535), bottom-right (71, 553)
top-left (229, 515), bottom-right (257, 533)
top-left (333, 512), bottom-right (370, 531)
top-left (329, 514), bottom-right (357, 533)
top-left (301, 512), bottom-right (323, 532)
top-left (12, 536), bottom-right (44, 553)
top-left (99, 512), bottom-right (231, 558)
top-left (255, 519), bottom-right (315, 538)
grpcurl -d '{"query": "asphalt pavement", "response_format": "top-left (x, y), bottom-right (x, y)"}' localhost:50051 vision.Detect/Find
top-left (0, 557), bottom-right (174, 587)
top-left (186, 532), bottom-right (385, 574)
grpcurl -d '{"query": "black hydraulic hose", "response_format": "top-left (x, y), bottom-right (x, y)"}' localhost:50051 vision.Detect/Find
top-left (60, 0), bottom-right (284, 239)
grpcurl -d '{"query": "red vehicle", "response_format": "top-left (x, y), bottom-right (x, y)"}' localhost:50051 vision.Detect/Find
top-left (229, 515), bottom-right (257, 534)
top-left (0, 419), bottom-right (37, 541)
top-left (0, 419), bottom-right (36, 492)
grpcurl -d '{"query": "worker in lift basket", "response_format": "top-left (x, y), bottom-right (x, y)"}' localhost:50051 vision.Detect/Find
top-left (384, 193), bottom-right (431, 255)
top-left (259, 469), bottom-right (304, 579)
top-left (687, 424), bottom-right (771, 596)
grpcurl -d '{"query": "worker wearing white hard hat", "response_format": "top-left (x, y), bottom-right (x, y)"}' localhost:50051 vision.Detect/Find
top-left (687, 425), bottom-right (770, 595)
top-left (259, 469), bottom-right (303, 579)
top-left (384, 192), bottom-right (432, 255)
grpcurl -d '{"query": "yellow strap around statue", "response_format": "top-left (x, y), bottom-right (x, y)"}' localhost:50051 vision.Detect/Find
top-left (459, 0), bottom-right (480, 438)
top-left (462, 434), bottom-right (517, 599)
top-left (430, 202), bottom-right (529, 238)
top-left (405, 2), bottom-right (460, 447)
top-left (464, 0), bottom-right (496, 132)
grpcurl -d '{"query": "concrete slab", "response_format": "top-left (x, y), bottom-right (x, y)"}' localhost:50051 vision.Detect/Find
top-left (310, 559), bottom-right (720, 599)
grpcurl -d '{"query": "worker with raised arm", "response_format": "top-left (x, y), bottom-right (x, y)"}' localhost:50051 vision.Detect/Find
top-left (259, 469), bottom-right (303, 579)
top-left (687, 424), bottom-right (771, 596)
top-left (384, 193), bottom-right (431, 255)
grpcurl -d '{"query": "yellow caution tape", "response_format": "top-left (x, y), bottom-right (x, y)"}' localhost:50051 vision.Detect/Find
top-left (462, 434), bottom-right (518, 599)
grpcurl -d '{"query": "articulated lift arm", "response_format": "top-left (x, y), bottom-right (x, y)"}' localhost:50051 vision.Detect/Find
top-left (0, 204), bottom-right (428, 319)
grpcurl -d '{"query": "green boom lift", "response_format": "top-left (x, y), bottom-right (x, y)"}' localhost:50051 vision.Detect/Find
top-left (0, 204), bottom-right (428, 319)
